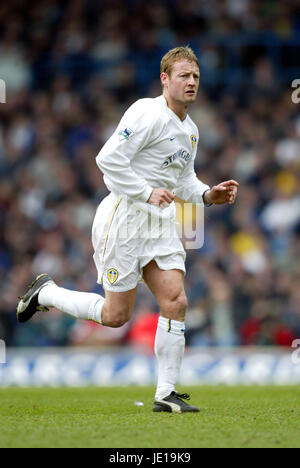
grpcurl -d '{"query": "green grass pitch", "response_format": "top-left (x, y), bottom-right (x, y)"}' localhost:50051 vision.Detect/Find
top-left (1, 386), bottom-right (300, 448)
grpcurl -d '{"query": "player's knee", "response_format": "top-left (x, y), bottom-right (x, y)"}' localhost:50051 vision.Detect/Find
top-left (178, 293), bottom-right (188, 312)
top-left (102, 303), bottom-right (132, 328)
top-left (161, 291), bottom-right (188, 320)
top-left (174, 293), bottom-right (188, 317)
top-left (109, 315), bottom-right (129, 328)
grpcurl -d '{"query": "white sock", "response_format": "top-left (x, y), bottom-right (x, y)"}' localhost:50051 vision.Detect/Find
top-left (154, 316), bottom-right (185, 400)
top-left (38, 284), bottom-right (104, 323)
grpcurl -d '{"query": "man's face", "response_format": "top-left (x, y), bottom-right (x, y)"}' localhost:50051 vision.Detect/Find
top-left (161, 60), bottom-right (200, 105)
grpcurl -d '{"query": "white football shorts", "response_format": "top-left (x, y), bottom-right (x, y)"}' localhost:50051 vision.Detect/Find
top-left (92, 193), bottom-right (186, 292)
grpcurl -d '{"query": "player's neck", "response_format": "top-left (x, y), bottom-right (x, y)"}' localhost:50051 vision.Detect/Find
top-left (163, 93), bottom-right (188, 121)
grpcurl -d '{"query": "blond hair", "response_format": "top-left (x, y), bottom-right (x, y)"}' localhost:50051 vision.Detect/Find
top-left (160, 46), bottom-right (199, 76)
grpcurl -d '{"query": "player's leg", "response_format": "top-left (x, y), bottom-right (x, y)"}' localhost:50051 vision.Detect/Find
top-left (17, 193), bottom-right (138, 326)
top-left (17, 273), bottom-right (136, 328)
top-left (143, 261), bottom-right (187, 399)
top-left (100, 288), bottom-right (137, 327)
top-left (143, 260), bottom-right (187, 321)
top-left (143, 260), bottom-right (199, 413)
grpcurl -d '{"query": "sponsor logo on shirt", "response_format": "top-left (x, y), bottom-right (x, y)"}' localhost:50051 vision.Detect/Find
top-left (118, 127), bottom-right (134, 141)
top-left (162, 149), bottom-right (191, 168)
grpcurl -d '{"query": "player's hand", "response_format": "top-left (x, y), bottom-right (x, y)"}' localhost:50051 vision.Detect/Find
top-left (204, 180), bottom-right (239, 205)
top-left (147, 188), bottom-right (175, 207)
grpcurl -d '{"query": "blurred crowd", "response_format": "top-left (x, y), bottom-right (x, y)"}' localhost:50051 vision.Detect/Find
top-left (0, 0), bottom-right (300, 350)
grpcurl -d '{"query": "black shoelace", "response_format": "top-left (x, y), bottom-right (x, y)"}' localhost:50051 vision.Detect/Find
top-left (173, 392), bottom-right (191, 401)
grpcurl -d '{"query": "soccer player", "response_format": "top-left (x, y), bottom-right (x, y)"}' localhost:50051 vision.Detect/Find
top-left (17, 47), bottom-right (238, 413)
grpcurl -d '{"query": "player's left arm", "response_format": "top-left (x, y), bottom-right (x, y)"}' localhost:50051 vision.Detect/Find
top-left (174, 161), bottom-right (210, 205)
top-left (175, 126), bottom-right (239, 206)
top-left (175, 162), bottom-right (239, 206)
top-left (203, 180), bottom-right (239, 205)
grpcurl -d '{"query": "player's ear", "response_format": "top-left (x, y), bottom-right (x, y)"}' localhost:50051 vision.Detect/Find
top-left (160, 72), bottom-right (169, 88)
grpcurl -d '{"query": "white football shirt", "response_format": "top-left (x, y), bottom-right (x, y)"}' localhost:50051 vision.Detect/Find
top-left (96, 95), bottom-right (210, 204)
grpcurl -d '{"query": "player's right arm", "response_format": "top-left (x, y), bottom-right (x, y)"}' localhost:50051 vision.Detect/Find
top-left (96, 100), bottom-right (156, 203)
top-left (147, 188), bottom-right (175, 207)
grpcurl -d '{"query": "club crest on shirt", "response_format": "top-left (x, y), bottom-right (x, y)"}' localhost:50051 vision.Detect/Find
top-left (107, 268), bottom-right (119, 285)
top-left (190, 134), bottom-right (197, 149)
top-left (118, 127), bottom-right (134, 141)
